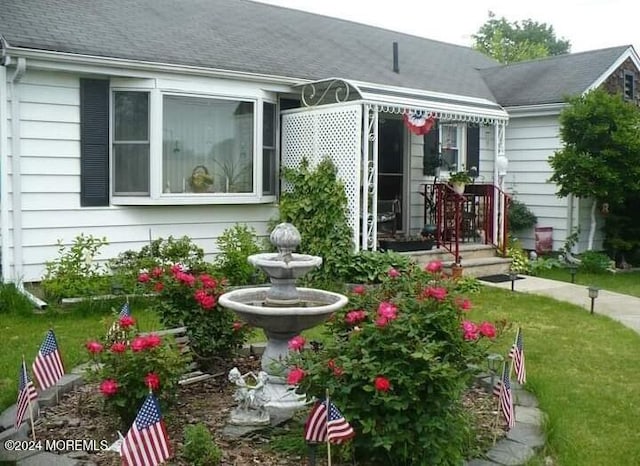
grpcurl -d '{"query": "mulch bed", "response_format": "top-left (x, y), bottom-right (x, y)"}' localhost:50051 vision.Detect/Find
top-left (32, 355), bottom-right (507, 465)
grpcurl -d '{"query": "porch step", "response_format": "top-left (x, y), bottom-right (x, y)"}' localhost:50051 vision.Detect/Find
top-left (406, 244), bottom-right (512, 278)
top-left (443, 257), bottom-right (513, 278)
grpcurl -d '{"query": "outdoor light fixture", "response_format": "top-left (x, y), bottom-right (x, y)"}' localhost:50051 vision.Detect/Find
top-left (568, 264), bottom-right (578, 283)
top-left (486, 353), bottom-right (504, 388)
top-left (509, 271), bottom-right (518, 291)
top-left (588, 286), bottom-right (599, 315)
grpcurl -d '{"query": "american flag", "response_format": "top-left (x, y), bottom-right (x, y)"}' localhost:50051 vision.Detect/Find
top-left (119, 301), bottom-right (131, 317)
top-left (121, 394), bottom-right (171, 466)
top-left (304, 400), bottom-right (355, 444)
top-left (16, 360), bottom-right (38, 429)
top-left (107, 302), bottom-right (131, 341)
top-left (508, 328), bottom-right (526, 384)
top-left (493, 364), bottom-right (515, 429)
top-left (32, 329), bottom-right (65, 390)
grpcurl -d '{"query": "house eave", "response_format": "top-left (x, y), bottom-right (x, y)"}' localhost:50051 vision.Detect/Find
top-left (505, 103), bottom-right (566, 117)
top-left (586, 45), bottom-right (640, 92)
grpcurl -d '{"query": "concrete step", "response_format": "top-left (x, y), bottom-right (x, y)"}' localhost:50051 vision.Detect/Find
top-left (443, 257), bottom-right (513, 278)
top-left (409, 244), bottom-right (499, 264)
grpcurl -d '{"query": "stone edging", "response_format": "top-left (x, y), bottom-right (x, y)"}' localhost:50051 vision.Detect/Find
top-left (0, 362), bottom-right (546, 466)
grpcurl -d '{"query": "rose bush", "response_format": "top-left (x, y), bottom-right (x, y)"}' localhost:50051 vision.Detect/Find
top-left (287, 261), bottom-right (500, 465)
top-left (86, 317), bottom-right (184, 429)
top-left (137, 264), bottom-right (251, 367)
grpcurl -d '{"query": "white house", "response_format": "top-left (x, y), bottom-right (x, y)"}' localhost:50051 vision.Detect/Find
top-left (1, 0), bottom-right (638, 283)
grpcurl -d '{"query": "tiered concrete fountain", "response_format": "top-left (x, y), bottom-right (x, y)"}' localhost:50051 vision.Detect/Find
top-left (219, 223), bottom-right (348, 411)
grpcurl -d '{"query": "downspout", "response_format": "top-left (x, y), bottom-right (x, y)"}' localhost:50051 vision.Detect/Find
top-left (10, 57), bottom-right (27, 283)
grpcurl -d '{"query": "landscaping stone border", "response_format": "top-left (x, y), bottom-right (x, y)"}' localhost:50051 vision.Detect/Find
top-left (0, 355), bottom-right (546, 465)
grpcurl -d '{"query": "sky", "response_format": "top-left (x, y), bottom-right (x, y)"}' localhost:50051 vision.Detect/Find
top-left (254, 0), bottom-right (638, 54)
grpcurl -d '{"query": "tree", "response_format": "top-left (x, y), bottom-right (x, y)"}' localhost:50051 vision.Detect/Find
top-left (473, 11), bottom-right (570, 64)
top-left (549, 89), bottom-right (640, 250)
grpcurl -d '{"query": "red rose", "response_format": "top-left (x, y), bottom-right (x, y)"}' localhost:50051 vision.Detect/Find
top-left (119, 315), bottom-right (136, 329)
top-left (151, 267), bottom-right (163, 278)
top-left (425, 260), bottom-right (443, 273)
top-left (199, 274), bottom-right (217, 289)
top-left (232, 321), bottom-right (243, 331)
top-left (388, 268), bottom-right (400, 278)
top-left (352, 285), bottom-right (366, 295)
top-left (479, 322), bottom-right (496, 339)
top-left (154, 282), bottom-right (164, 292)
top-left (131, 336), bottom-right (147, 352)
top-left (374, 376), bottom-right (391, 392)
top-left (200, 294), bottom-right (216, 310)
top-left (286, 367), bottom-right (305, 385)
top-left (110, 342), bottom-right (127, 353)
top-left (144, 334), bottom-right (162, 348)
top-left (144, 372), bottom-right (161, 391)
top-left (100, 379), bottom-right (118, 397)
top-left (455, 298), bottom-right (473, 312)
top-left (137, 272), bottom-right (150, 283)
top-left (287, 335), bottom-right (306, 351)
top-left (85, 341), bottom-right (103, 354)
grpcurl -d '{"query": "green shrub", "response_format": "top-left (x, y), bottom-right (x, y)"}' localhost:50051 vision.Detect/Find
top-left (277, 158), bottom-right (354, 282)
top-left (109, 236), bottom-right (209, 292)
top-left (334, 250), bottom-right (412, 284)
top-left (182, 423), bottom-right (222, 465)
top-left (137, 266), bottom-right (251, 366)
top-left (213, 224), bottom-right (265, 286)
top-left (506, 238), bottom-right (531, 274)
top-left (508, 199), bottom-right (537, 233)
top-left (0, 283), bottom-right (34, 315)
top-left (42, 234), bottom-right (110, 300)
top-left (288, 262), bottom-right (500, 465)
top-left (85, 319), bottom-right (185, 429)
top-left (579, 251), bottom-right (612, 274)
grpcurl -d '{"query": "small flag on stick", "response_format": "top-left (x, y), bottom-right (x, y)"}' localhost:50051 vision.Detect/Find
top-left (107, 301), bottom-right (131, 341)
top-left (508, 327), bottom-right (526, 384)
top-left (32, 329), bottom-right (65, 390)
top-left (16, 358), bottom-right (38, 429)
top-left (121, 393), bottom-right (171, 466)
top-left (493, 362), bottom-right (515, 429)
top-left (304, 399), bottom-right (355, 444)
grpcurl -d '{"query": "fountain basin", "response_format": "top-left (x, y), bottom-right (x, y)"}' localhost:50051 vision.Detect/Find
top-left (248, 253), bottom-right (322, 278)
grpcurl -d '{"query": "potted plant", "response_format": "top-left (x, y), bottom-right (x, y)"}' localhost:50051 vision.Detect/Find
top-left (448, 171), bottom-right (472, 195)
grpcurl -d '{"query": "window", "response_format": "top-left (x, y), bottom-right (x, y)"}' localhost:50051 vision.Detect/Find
top-left (113, 92), bottom-right (150, 195)
top-left (162, 95), bottom-right (254, 194)
top-left (624, 71), bottom-right (635, 101)
top-left (440, 124), bottom-right (459, 172)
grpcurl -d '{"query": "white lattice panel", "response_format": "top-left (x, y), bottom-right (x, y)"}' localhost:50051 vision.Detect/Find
top-left (282, 104), bottom-right (363, 247)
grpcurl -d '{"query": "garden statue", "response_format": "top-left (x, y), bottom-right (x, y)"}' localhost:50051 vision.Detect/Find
top-left (227, 367), bottom-right (270, 426)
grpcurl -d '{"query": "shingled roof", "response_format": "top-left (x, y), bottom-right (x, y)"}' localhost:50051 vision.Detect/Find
top-left (480, 45), bottom-right (631, 107)
top-left (0, 0), bottom-right (499, 101)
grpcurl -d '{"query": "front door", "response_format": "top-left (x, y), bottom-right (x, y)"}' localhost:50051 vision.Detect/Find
top-left (378, 117), bottom-right (405, 233)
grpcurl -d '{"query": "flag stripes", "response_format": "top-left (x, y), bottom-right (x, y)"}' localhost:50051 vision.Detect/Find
top-left (16, 360), bottom-right (38, 429)
top-left (508, 327), bottom-right (526, 384)
top-left (32, 329), bottom-right (65, 390)
top-left (304, 400), bottom-right (355, 444)
top-left (121, 394), bottom-right (171, 466)
top-left (493, 364), bottom-right (515, 429)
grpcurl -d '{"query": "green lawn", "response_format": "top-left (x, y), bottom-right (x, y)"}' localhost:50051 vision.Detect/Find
top-left (535, 268), bottom-right (640, 298)
top-left (0, 305), bottom-right (160, 411)
top-left (471, 286), bottom-right (640, 466)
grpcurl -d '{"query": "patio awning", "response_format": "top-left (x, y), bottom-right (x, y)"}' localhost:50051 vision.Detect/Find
top-left (295, 78), bottom-right (509, 124)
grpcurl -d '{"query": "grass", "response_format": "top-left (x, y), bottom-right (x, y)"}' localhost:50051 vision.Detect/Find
top-left (0, 301), bottom-right (160, 411)
top-left (471, 286), bottom-right (640, 466)
top-left (534, 267), bottom-right (640, 298)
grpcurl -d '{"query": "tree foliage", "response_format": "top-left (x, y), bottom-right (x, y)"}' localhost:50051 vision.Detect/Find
top-left (473, 11), bottom-right (570, 64)
top-left (549, 89), bottom-right (640, 205)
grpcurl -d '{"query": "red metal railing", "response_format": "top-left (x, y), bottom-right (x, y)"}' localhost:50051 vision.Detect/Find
top-left (426, 182), bottom-right (511, 262)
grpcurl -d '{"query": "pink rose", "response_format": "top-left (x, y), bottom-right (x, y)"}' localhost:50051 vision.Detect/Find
top-left (131, 337), bottom-right (147, 352)
top-left (232, 321), bottom-right (244, 331)
top-left (288, 335), bottom-right (306, 351)
top-left (388, 268), bottom-right (400, 278)
top-left (199, 274), bottom-right (217, 289)
top-left (345, 309), bottom-right (366, 325)
top-left (352, 285), bottom-right (366, 295)
top-left (119, 315), bottom-right (136, 329)
top-left (286, 367), bottom-right (305, 385)
top-left (377, 302), bottom-right (398, 320)
top-left (374, 376), bottom-right (391, 392)
top-left (456, 298), bottom-right (473, 312)
top-left (137, 272), bottom-right (150, 283)
top-left (85, 341), bottom-right (103, 354)
top-left (144, 372), bottom-right (160, 391)
top-left (110, 342), bottom-right (127, 353)
top-left (425, 286), bottom-right (447, 301)
top-left (151, 267), bottom-right (163, 278)
top-left (479, 322), bottom-right (496, 339)
top-left (461, 320), bottom-right (479, 341)
top-left (425, 260), bottom-right (443, 273)
top-left (100, 379), bottom-right (118, 397)
top-left (375, 316), bottom-right (389, 327)
top-left (144, 334), bottom-right (162, 348)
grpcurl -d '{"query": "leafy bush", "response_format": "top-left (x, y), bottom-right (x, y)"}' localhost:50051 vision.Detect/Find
top-left (508, 199), bottom-right (537, 233)
top-left (42, 234), bottom-right (110, 300)
top-left (334, 250), bottom-right (412, 284)
top-left (183, 423), bottom-right (222, 465)
top-left (137, 266), bottom-right (251, 366)
top-left (528, 256), bottom-right (564, 276)
top-left (109, 236), bottom-right (209, 292)
top-left (85, 317), bottom-right (184, 429)
top-left (506, 238), bottom-right (531, 274)
top-left (0, 283), bottom-right (34, 315)
top-left (287, 262), bottom-right (500, 465)
top-left (213, 224), bottom-right (265, 286)
top-left (277, 158), bottom-right (354, 282)
top-left (579, 251), bottom-right (612, 274)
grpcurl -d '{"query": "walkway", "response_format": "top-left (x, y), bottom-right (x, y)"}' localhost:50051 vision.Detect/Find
top-left (482, 275), bottom-right (640, 334)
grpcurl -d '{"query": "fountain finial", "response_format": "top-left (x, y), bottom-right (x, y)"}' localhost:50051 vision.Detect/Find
top-left (270, 223), bottom-right (301, 263)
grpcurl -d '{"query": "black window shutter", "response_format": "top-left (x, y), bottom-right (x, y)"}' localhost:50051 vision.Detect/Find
top-left (80, 79), bottom-right (110, 207)
top-left (422, 122), bottom-right (439, 176)
top-left (466, 125), bottom-right (480, 173)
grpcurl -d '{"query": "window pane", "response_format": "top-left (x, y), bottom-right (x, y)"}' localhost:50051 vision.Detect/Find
top-left (163, 95), bottom-right (254, 193)
top-left (114, 144), bottom-right (150, 194)
top-left (114, 92), bottom-right (149, 141)
top-left (262, 102), bottom-right (276, 195)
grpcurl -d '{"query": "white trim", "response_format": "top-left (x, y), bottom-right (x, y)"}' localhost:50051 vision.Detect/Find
top-left (0, 65), bottom-right (9, 281)
top-left (587, 46), bottom-right (640, 92)
top-left (6, 46), bottom-right (305, 87)
top-left (505, 103), bottom-right (566, 117)
top-left (111, 195), bottom-right (276, 206)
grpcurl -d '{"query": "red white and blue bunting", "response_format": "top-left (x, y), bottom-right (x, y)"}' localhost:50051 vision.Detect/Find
top-left (403, 111), bottom-right (436, 135)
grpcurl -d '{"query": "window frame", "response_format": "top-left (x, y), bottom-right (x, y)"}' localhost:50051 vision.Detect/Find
top-left (623, 70), bottom-right (635, 101)
top-left (110, 83), bottom-right (277, 206)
